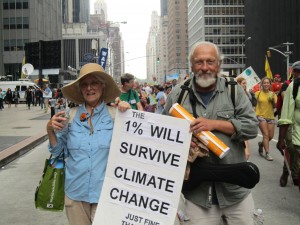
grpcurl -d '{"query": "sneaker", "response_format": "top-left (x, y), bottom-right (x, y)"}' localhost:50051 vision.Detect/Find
top-left (258, 142), bottom-right (263, 156)
top-left (265, 153), bottom-right (273, 161)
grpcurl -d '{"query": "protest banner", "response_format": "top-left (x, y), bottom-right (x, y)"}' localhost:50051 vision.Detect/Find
top-left (93, 110), bottom-right (192, 225)
top-left (238, 66), bottom-right (261, 90)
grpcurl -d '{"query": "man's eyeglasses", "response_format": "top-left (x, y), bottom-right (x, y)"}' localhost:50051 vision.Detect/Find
top-left (194, 59), bottom-right (217, 67)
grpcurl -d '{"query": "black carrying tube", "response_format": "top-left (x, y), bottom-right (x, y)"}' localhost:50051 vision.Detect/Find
top-left (183, 161), bottom-right (260, 190)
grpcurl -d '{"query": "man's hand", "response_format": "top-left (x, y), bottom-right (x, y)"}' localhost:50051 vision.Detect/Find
top-left (190, 117), bottom-right (215, 134)
top-left (276, 139), bottom-right (286, 156)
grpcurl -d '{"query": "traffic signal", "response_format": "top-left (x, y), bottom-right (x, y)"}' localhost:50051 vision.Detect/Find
top-left (42, 40), bottom-right (61, 68)
top-left (25, 42), bottom-right (39, 68)
top-left (25, 40), bottom-right (61, 69)
top-left (157, 57), bottom-right (160, 63)
top-left (267, 50), bottom-right (271, 58)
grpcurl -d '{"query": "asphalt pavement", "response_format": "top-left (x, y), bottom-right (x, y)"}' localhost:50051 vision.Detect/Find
top-left (0, 104), bottom-right (299, 225)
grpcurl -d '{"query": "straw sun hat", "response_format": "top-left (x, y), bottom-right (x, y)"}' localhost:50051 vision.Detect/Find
top-left (62, 63), bottom-right (120, 104)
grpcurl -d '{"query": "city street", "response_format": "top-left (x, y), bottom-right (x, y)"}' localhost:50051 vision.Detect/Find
top-left (0, 105), bottom-right (299, 225)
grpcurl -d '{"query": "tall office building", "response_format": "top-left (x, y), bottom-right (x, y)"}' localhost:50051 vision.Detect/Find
top-left (161, 0), bottom-right (168, 17)
top-left (62, 0), bottom-right (89, 23)
top-left (188, 0), bottom-right (245, 75)
top-left (63, 23), bottom-right (123, 82)
top-left (245, 1), bottom-right (300, 80)
top-left (0, 0), bottom-right (62, 80)
top-left (94, 0), bottom-right (107, 20)
top-left (156, 16), bottom-right (169, 84)
top-left (146, 11), bottom-right (160, 81)
top-left (168, 0), bottom-right (189, 78)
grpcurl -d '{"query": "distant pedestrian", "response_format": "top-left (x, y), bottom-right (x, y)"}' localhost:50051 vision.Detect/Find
top-left (38, 88), bottom-right (44, 109)
top-left (153, 85), bottom-right (166, 114)
top-left (31, 88), bottom-right (35, 106)
top-left (172, 79), bottom-right (177, 88)
top-left (271, 74), bottom-right (283, 95)
top-left (120, 73), bottom-right (143, 110)
top-left (25, 88), bottom-right (33, 110)
top-left (49, 97), bottom-right (56, 118)
top-left (0, 88), bottom-right (4, 110)
top-left (13, 88), bottom-right (20, 107)
top-left (237, 77), bottom-right (257, 160)
top-left (42, 84), bottom-right (52, 113)
top-left (35, 88), bottom-right (41, 106)
top-left (6, 88), bottom-right (13, 108)
top-left (255, 77), bottom-right (277, 161)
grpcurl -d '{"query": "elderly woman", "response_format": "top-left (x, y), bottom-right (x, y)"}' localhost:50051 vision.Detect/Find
top-left (46, 63), bottom-right (130, 225)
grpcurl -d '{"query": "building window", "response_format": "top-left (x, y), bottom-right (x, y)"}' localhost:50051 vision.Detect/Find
top-left (4, 63), bottom-right (22, 81)
top-left (4, 39), bottom-right (28, 51)
top-left (3, 0), bottom-right (28, 10)
top-left (3, 17), bottom-right (29, 29)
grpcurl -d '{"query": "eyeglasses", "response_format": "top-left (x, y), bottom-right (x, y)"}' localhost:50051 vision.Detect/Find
top-left (194, 59), bottom-right (218, 67)
top-left (79, 81), bottom-right (102, 89)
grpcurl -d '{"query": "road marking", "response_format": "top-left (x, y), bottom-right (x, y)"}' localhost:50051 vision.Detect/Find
top-left (257, 134), bottom-right (278, 143)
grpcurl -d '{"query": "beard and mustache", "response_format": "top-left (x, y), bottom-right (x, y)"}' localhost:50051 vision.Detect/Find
top-left (194, 71), bottom-right (217, 88)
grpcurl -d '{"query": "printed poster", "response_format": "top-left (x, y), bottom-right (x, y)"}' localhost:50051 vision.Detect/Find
top-left (93, 109), bottom-right (192, 225)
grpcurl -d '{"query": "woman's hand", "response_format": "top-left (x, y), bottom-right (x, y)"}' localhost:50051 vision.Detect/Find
top-left (47, 111), bottom-right (68, 132)
top-left (114, 97), bottom-right (131, 112)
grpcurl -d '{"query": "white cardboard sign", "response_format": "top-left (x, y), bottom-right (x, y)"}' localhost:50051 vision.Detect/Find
top-left (238, 66), bottom-right (261, 90)
top-left (93, 109), bottom-right (191, 225)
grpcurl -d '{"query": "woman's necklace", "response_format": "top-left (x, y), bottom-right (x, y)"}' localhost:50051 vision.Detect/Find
top-left (87, 99), bottom-right (101, 135)
top-left (89, 107), bottom-right (95, 135)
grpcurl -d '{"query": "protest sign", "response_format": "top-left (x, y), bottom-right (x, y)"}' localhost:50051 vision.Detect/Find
top-left (238, 66), bottom-right (261, 90)
top-left (93, 110), bottom-right (192, 225)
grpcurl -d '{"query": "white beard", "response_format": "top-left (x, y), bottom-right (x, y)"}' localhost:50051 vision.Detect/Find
top-left (194, 72), bottom-right (216, 88)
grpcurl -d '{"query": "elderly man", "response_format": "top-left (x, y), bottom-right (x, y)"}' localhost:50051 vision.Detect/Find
top-left (163, 41), bottom-right (258, 225)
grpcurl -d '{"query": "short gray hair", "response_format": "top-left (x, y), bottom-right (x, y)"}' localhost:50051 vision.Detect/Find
top-left (189, 41), bottom-right (223, 66)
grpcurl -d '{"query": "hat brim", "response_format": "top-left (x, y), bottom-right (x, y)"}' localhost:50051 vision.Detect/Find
top-left (62, 64), bottom-right (120, 104)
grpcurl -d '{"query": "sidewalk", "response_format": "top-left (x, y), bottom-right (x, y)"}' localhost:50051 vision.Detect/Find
top-left (0, 103), bottom-right (50, 167)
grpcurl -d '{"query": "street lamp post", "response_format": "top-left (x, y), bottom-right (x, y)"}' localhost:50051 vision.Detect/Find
top-left (241, 37), bottom-right (251, 70)
top-left (268, 42), bottom-right (294, 81)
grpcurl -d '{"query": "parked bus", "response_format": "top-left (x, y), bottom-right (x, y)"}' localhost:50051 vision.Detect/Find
top-left (0, 80), bottom-right (40, 102)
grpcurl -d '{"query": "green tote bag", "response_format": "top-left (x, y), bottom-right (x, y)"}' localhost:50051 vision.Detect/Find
top-left (35, 154), bottom-right (65, 211)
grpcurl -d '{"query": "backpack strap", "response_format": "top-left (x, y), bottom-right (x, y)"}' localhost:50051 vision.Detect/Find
top-left (177, 78), bottom-right (198, 117)
top-left (224, 76), bottom-right (237, 110)
top-left (68, 107), bottom-right (78, 124)
top-left (178, 78), bottom-right (192, 105)
top-left (293, 78), bottom-right (300, 100)
top-left (107, 106), bottom-right (116, 120)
